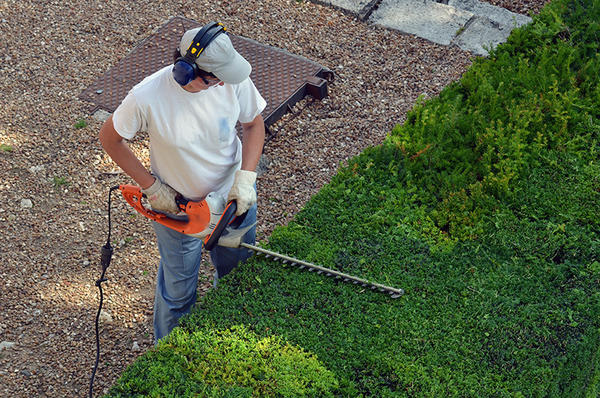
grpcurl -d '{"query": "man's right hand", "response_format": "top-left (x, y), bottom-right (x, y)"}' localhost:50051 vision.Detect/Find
top-left (141, 178), bottom-right (179, 214)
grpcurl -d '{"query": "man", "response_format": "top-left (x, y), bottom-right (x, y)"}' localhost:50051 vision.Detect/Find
top-left (99, 22), bottom-right (266, 343)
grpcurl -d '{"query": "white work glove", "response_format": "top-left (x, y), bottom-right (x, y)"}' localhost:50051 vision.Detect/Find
top-left (227, 170), bottom-right (257, 216)
top-left (186, 192), bottom-right (226, 239)
top-left (141, 177), bottom-right (179, 214)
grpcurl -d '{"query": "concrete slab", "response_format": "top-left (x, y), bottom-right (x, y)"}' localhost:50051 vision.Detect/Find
top-left (369, 0), bottom-right (473, 46)
top-left (315, 0), bottom-right (373, 14)
top-left (448, 0), bottom-right (531, 28)
top-left (452, 15), bottom-right (514, 55)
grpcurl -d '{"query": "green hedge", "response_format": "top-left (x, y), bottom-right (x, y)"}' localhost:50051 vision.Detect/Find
top-left (389, 0), bottom-right (599, 244)
top-left (106, 325), bottom-right (338, 397)
top-left (106, 0), bottom-right (600, 396)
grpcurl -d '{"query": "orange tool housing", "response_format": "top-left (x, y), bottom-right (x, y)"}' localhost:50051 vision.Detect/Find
top-left (118, 185), bottom-right (211, 234)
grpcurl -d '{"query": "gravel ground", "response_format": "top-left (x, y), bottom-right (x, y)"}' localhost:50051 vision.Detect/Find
top-left (486, 0), bottom-right (547, 14)
top-left (0, 0), bottom-right (547, 396)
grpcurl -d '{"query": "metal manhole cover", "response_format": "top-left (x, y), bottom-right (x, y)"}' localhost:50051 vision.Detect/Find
top-left (79, 16), bottom-right (333, 129)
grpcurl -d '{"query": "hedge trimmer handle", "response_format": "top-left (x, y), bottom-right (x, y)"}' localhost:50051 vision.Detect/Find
top-left (118, 184), bottom-right (211, 234)
top-left (203, 201), bottom-right (246, 251)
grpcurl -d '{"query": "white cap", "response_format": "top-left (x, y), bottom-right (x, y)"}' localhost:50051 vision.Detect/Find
top-left (179, 28), bottom-right (251, 84)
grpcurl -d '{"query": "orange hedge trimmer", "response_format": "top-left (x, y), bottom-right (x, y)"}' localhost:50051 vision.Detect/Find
top-left (115, 184), bottom-right (404, 294)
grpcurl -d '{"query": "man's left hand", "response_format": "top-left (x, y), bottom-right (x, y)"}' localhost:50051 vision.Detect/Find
top-left (227, 170), bottom-right (257, 216)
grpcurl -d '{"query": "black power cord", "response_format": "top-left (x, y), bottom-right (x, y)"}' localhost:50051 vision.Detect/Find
top-left (89, 185), bottom-right (119, 398)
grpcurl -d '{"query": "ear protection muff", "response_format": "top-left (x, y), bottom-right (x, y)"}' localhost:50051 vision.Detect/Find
top-left (172, 22), bottom-right (227, 86)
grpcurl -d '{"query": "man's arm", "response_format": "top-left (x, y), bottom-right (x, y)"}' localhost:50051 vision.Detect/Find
top-left (240, 114), bottom-right (265, 172)
top-left (99, 115), bottom-right (155, 189)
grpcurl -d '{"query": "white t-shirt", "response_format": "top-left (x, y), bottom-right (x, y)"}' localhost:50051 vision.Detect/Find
top-left (112, 65), bottom-right (266, 200)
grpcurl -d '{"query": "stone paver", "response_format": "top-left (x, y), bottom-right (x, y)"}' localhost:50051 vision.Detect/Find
top-left (369, 0), bottom-right (474, 46)
top-left (317, 0), bottom-right (373, 14)
top-left (452, 15), bottom-right (514, 55)
top-left (449, 0), bottom-right (531, 27)
top-left (449, 0), bottom-right (532, 55)
top-left (311, 0), bottom-right (533, 56)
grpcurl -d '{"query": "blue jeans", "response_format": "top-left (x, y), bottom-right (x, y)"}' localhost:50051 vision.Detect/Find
top-left (151, 203), bottom-right (257, 344)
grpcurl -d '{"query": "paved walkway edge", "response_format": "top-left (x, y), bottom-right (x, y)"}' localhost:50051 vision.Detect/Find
top-left (311, 0), bottom-right (533, 56)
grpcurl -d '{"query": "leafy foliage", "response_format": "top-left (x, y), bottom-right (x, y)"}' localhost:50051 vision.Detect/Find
top-left (105, 325), bottom-right (338, 397)
top-left (387, 0), bottom-right (600, 244)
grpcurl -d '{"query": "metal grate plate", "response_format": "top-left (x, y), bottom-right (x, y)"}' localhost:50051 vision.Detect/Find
top-left (79, 16), bottom-right (333, 128)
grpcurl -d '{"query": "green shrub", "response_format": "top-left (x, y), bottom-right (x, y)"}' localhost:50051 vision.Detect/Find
top-left (105, 325), bottom-right (338, 397)
top-left (386, 0), bottom-right (599, 244)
